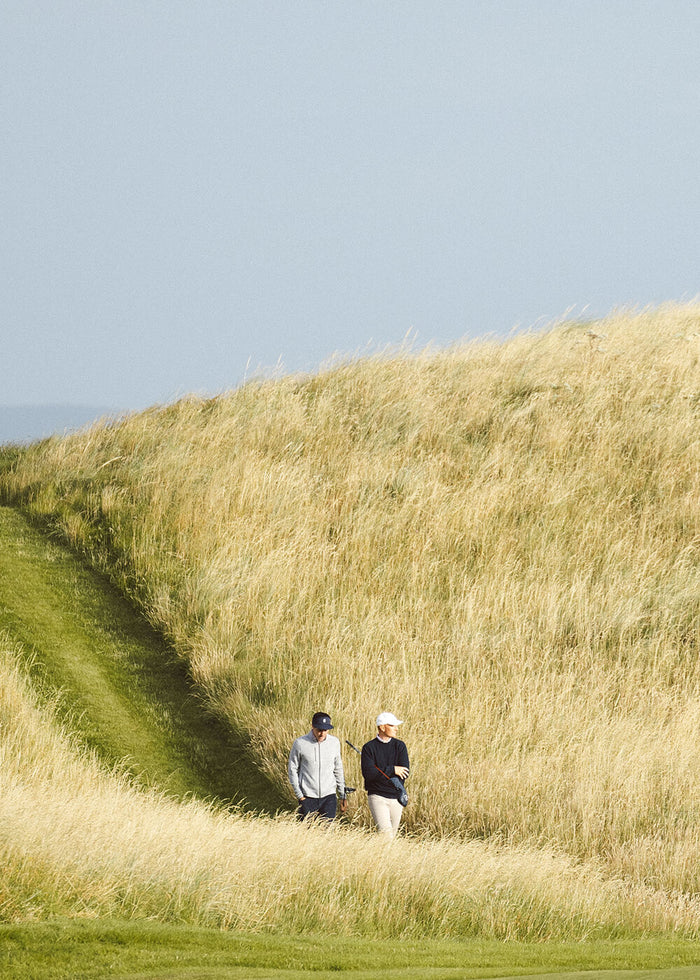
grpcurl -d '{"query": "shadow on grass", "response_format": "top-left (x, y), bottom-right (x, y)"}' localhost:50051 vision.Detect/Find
top-left (0, 505), bottom-right (287, 814)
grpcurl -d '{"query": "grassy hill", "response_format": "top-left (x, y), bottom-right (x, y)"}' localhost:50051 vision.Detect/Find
top-left (2, 516), bottom-right (684, 961)
top-left (2, 304), bottom-right (700, 962)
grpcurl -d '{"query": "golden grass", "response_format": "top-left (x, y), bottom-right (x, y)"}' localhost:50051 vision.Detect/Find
top-left (3, 303), bottom-right (700, 905)
top-left (1, 639), bottom-right (697, 938)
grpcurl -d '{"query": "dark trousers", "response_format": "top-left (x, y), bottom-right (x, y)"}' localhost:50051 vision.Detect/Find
top-left (297, 794), bottom-right (337, 821)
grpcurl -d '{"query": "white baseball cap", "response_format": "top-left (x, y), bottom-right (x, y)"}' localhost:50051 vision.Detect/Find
top-left (376, 712), bottom-right (403, 726)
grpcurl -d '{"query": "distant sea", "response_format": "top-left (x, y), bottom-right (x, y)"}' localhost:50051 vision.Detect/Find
top-left (0, 405), bottom-right (121, 446)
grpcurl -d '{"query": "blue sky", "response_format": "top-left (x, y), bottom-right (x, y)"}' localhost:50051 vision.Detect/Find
top-left (2, 1), bottom-right (699, 414)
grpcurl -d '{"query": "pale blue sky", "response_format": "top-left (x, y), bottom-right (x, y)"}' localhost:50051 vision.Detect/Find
top-left (2, 1), bottom-right (699, 416)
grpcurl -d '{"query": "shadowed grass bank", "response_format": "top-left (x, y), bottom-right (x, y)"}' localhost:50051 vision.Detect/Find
top-left (0, 504), bottom-right (285, 812)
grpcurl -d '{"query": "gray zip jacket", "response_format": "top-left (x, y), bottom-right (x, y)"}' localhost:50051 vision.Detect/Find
top-left (288, 732), bottom-right (346, 801)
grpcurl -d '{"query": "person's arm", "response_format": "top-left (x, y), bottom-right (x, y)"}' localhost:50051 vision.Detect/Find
top-left (287, 742), bottom-right (305, 800)
top-left (393, 740), bottom-right (409, 781)
top-left (361, 741), bottom-right (385, 794)
top-left (335, 743), bottom-right (347, 812)
top-left (360, 742), bottom-right (374, 781)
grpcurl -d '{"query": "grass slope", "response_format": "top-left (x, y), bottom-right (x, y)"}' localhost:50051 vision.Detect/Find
top-left (7, 506), bottom-right (678, 947)
top-left (3, 307), bottom-right (700, 882)
top-left (0, 504), bottom-right (284, 810)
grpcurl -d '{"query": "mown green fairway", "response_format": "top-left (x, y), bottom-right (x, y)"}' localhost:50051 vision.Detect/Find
top-left (0, 504), bottom-right (285, 811)
top-left (3, 920), bottom-right (700, 980)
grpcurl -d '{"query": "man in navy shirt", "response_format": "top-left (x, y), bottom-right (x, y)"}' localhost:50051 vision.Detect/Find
top-left (361, 712), bottom-right (409, 838)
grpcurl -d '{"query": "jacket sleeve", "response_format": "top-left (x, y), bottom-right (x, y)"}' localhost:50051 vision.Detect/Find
top-left (360, 742), bottom-right (374, 781)
top-left (396, 739), bottom-right (409, 779)
top-left (335, 743), bottom-right (346, 799)
top-left (287, 741), bottom-right (303, 799)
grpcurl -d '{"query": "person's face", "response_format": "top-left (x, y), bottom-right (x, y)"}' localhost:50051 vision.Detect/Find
top-left (378, 723), bottom-right (398, 739)
top-left (312, 727), bottom-right (328, 742)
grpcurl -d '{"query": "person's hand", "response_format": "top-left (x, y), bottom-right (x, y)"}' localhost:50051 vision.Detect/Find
top-left (394, 766), bottom-right (409, 779)
top-left (339, 798), bottom-right (348, 814)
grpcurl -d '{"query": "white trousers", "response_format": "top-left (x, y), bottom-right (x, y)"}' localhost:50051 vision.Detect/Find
top-left (368, 794), bottom-right (403, 839)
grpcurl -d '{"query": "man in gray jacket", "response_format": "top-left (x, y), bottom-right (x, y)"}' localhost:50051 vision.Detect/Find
top-left (288, 711), bottom-right (347, 821)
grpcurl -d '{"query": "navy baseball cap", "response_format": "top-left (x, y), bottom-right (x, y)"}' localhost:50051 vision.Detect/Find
top-left (312, 712), bottom-right (334, 730)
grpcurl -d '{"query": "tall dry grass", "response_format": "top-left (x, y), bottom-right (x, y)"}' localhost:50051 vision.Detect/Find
top-left (4, 638), bottom-right (688, 939)
top-left (3, 304), bottom-right (700, 898)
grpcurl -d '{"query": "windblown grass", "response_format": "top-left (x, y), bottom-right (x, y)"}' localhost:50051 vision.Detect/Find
top-left (2, 303), bottom-right (700, 907)
top-left (1, 638), bottom-right (698, 940)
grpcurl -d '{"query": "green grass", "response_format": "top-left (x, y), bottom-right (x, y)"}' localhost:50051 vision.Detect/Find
top-left (3, 920), bottom-right (700, 980)
top-left (0, 504), bottom-right (285, 812)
